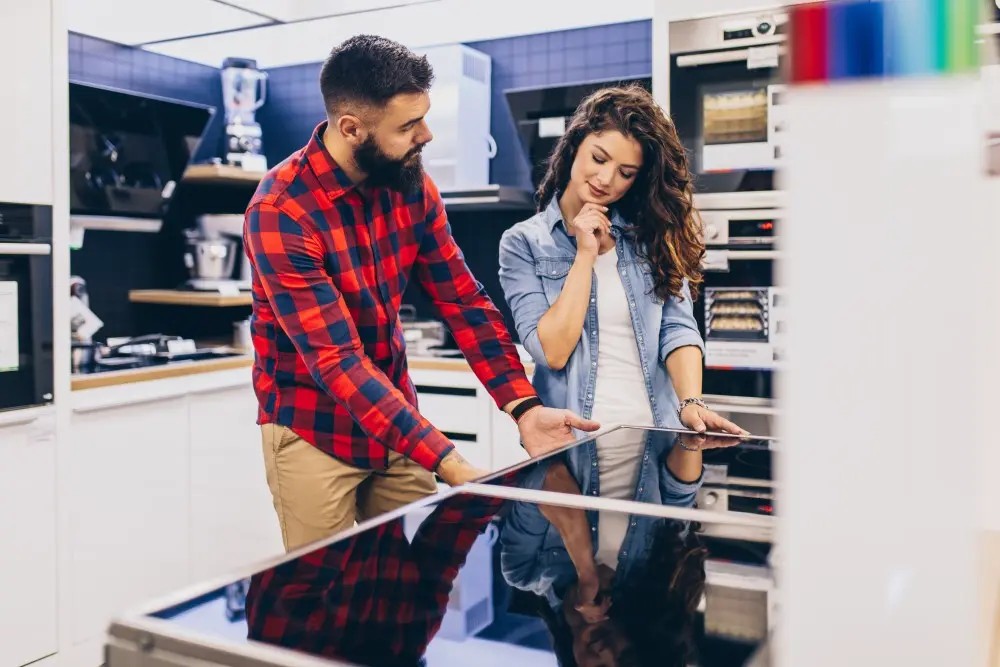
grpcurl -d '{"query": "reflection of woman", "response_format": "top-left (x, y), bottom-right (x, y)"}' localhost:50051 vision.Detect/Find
top-left (498, 85), bottom-right (746, 436)
top-left (501, 432), bottom-right (735, 666)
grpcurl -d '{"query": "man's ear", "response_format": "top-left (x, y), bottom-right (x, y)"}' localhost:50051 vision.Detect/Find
top-left (334, 113), bottom-right (366, 146)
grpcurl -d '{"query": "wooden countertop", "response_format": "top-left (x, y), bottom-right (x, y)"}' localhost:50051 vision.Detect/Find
top-left (128, 290), bottom-right (253, 307)
top-left (182, 163), bottom-right (266, 185)
top-left (71, 354), bottom-right (253, 391)
top-left (70, 353), bottom-right (530, 391)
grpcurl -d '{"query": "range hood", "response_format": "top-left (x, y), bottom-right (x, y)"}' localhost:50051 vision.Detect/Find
top-left (68, 81), bottom-right (215, 239)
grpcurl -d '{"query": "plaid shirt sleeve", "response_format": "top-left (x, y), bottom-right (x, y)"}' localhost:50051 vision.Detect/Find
top-left (245, 200), bottom-right (455, 471)
top-left (415, 176), bottom-right (537, 410)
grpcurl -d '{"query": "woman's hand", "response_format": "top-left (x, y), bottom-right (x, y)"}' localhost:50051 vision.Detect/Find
top-left (679, 402), bottom-right (748, 435)
top-left (574, 572), bottom-right (612, 623)
top-left (569, 203), bottom-right (611, 258)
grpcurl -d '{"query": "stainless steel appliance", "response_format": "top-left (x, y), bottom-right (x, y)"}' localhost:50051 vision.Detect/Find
top-left (0, 202), bottom-right (54, 411)
top-left (182, 215), bottom-right (251, 293)
top-left (220, 57), bottom-right (268, 172)
top-left (399, 305), bottom-right (446, 355)
top-left (669, 9), bottom-right (790, 201)
top-left (696, 195), bottom-right (782, 420)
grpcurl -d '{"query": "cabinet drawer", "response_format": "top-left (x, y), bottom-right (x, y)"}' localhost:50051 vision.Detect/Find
top-left (416, 386), bottom-right (482, 436)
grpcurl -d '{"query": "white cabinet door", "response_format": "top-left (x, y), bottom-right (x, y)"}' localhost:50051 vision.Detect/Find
top-left (188, 384), bottom-right (282, 581)
top-left (490, 409), bottom-right (529, 471)
top-left (66, 397), bottom-right (191, 646)
top-left (0, 410), bottom-right (57, 667)
top-left (0, 1), bottom-right (53, 205)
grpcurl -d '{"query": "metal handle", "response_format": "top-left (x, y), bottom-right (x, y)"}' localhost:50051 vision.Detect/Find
top-left (0, 242), bottom-right (51, 256)
top-left (486, 134), bottom-right (498, 159)
top-left (676, 44), bottom-right (787, 68)
top-left (73, 393), bottom-right (182, 414)
top-left (0, 411), bottom-right (40, 427)
top-left (722, 250), bottom-right (782, 261)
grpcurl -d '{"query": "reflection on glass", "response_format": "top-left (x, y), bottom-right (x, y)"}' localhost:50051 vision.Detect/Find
top-left (144, 428), bottom-right (773, 667)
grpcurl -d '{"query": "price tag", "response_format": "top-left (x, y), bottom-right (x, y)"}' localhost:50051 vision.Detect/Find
top-left (747, 44), bottom-right (779, 70)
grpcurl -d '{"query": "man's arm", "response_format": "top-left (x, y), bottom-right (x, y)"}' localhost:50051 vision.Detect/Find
top-left (245, 201), bottom-right (474, 481)
top-left (412, 176), bottom-right (536, 416)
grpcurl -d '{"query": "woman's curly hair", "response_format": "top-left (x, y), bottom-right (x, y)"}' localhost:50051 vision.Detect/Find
top-left (536, 84), bottom-right (705, 301)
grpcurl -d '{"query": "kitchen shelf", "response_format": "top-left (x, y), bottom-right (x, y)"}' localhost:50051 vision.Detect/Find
top-left (128, 289), bottom-right (252, 307)
top-left (182, 163), bottom-right (266, 186)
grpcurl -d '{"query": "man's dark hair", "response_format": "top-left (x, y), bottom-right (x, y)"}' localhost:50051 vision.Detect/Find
top-left (319, 35), bottom-right (434, 116)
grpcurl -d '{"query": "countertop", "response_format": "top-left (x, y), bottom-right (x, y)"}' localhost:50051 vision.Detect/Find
top-left (69, 353), bottom-right (526, 391)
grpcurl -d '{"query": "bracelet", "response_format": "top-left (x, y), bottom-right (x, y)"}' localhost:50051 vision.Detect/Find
top-left (676, 397), bottom-right (707, 424)
top-left (677, 438), bottom-right (701, 452)
top-left (510, 396), bottom-right (544, 423)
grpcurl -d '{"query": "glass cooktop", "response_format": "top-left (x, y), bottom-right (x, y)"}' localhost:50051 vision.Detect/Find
top-left (107, 427), bottom-right (777, 667)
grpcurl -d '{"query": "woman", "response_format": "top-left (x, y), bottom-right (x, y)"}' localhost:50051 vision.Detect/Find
top-left (498, 85), bottom-right (745, 437)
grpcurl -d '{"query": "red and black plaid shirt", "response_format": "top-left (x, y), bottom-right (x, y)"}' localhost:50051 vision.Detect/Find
top-left (245, 493), bottom-right (506, 665)
top-left (243, 123), bottom-right (536, 471)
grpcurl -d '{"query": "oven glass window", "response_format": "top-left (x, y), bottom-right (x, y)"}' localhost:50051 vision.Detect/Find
top-left (670, 46), bottom-right (785, 194)
top-left (0, 280), bottom-right (17, 372)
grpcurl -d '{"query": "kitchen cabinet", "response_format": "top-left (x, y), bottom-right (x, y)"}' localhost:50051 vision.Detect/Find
top-left (188, 383), bottom-right (283, 581)
top-left (0, 0), bottom-right (53, 205)
top-left (490, 409), bottom-right (529, 471)
top-left (0, 409), bottom-right (58, 667)
top-left (66, 396), bottom-right (191, 646)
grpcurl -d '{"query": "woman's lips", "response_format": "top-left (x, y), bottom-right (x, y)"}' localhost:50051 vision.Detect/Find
top-left (588, 183), bottom-right (608, 198)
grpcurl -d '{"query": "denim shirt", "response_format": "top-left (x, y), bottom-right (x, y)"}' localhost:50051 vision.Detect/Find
top-left (497, 198), bottom-right (705, 428)
top-left (498, 429), bottom-right (702, 610)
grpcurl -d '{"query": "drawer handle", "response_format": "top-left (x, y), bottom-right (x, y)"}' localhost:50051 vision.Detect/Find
top-left (442, 431), bottom-right (477, 443)
top-left (415, 385), bottom-right (476, 398)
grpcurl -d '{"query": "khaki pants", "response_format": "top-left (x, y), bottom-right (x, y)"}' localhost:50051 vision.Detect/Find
top-left (261, 423), bottom-right (438, 552)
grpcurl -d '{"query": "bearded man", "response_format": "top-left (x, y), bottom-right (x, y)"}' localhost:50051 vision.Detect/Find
top-left (243, 34), bottom-right (598, 552)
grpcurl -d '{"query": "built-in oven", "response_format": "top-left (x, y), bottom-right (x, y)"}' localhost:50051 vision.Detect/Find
top-left (668, 9), bottom-right (790, 199)
top-left (0, 202), bottom-right (54, 412)
top-left (694, 194), bottom-right (782, 425)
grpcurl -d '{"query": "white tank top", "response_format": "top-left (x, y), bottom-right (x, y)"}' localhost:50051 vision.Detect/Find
top-left (588, 247), bottom-right (654, 570)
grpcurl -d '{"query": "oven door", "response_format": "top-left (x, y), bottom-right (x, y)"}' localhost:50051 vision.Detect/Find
top-left (695, 250), bottom-right (780, 406)
top-left (0, 242), bottom-right (54, 411)
top-left (669, 10), bottom-right (789, 196)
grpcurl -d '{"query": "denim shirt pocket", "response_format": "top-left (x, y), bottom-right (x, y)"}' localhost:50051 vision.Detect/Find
top-left (534, 258), bottom-right (574, 305)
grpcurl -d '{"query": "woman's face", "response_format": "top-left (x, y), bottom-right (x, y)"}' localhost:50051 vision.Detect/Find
top-left (568, 130), bottom-right (643, 207)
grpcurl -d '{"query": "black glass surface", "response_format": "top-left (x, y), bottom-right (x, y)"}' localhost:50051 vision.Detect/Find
top-left (136, 428), bottom-right (775, 667)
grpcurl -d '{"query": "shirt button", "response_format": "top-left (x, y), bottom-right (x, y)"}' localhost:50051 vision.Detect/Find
top-left (591, 298), bottom-right (595, 303)
top-left (550, 269), bottom-right (557, 275)
top-left (630, 301), bottom-right (635, 308)
top-left (592, 460), bottom-right (597, 467)
top-left (630, 520), bottom-right (637, 527)
top-left (643, 454), bottom-right (649, 461)
top-left (621, 550), bottom-right (628, 557)
top-left (587, 393), bottom-right (593, 399)
top-left (638, 487), bottom-right (644, 493)
top-left (591, 526), bottom-right (597, 532)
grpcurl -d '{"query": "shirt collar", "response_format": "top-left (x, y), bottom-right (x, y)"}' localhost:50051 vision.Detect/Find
top-left (542, 195), bottom-right (628, 233)
top-left (304, 121), bottom-right (357, 201)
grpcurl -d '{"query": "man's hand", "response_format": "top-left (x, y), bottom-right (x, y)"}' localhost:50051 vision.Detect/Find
top-left (436, 449), bottom-right (488, 487)
top-left (518, 407), bottom-right (600, 459)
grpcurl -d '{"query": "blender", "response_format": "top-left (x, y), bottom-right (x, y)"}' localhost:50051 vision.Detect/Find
top-left (220, 57), bottom-right (268, 171)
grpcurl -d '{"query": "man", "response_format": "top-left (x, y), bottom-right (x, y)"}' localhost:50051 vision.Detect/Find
top-left (243, 34), bottom-right (599, 553)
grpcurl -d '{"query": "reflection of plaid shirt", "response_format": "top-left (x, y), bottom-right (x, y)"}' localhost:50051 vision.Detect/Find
top-left (246, 493), bottom-right (506, 665)
top-left (244, 122), bottom-right (535, 472)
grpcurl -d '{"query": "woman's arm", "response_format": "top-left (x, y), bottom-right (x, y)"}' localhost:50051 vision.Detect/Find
top-left (539, 462), bottom-right (599, 585)
top-left (534, 254), bottom-right (596, 370)
top-left (497, 228), bottom-right (595, 371)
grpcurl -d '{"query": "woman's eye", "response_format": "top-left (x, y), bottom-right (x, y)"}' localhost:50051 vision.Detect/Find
top-left (592, 155), bottom-right (606, 164)
top-left (620, 171), bottom-right (635, 180)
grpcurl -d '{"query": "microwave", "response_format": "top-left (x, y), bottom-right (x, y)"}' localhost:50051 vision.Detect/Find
top-left (0, 202), bottom-right (54, 411)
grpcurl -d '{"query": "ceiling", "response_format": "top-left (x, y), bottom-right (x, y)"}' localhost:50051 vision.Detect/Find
top-left (68, 0), bottom-right (655, 68)
top-left (67, 0), bottom-right (437, 47)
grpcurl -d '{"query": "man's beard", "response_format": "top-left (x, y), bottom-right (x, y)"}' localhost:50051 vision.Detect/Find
top-left (354, 135), bottom-right (425, 195)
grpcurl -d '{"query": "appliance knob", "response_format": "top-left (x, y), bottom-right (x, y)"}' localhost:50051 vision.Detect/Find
top-left (705, 224), bottom-right (719, 240)
top-left (703, 491), bottom-right (718, 507)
